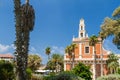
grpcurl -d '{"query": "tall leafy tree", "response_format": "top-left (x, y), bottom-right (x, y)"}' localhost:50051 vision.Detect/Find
top-left (107, 53), bottom-right (119, 74)
top-left (45, 47), bottom-right (51, 60)
top-left (14, 0), bottom-right (35, 80)
top-left (28, 54), bottom-right (42, 71)
top-left (99, 6), bottom-right (120, 49)
top-left (65, 43), bottom-right (76, 70)
top-left (89, 35), bottom-right (98, 80)
top-left (72, 62), bottom-right (92, 80)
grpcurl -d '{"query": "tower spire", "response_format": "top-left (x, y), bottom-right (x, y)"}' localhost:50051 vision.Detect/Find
top-left (26, 0), bottom-right (29, 4)
top-left (78, 18), bottom-right (86, 38)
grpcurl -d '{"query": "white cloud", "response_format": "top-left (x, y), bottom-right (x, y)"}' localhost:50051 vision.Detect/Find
top-left (0, 44), bottom-right (14, 53)
top-left (30, 46), bottom-right (37, 53)
top-left (51, 46), bottom-right (65, 55)
top-left (29, 46), bottom-right (42, 56)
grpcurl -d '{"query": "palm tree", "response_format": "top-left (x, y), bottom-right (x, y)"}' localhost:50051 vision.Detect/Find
top-left (14, 0), bottom-right (35, 80)
top-left (14, 0), bottom-right (23, 80)
top-left (89, 35), bottom-right (98, 80)
top-left (107, 53), bottom-right (119, 74)
top-left (21, 0), bottom-right (35, 75)
top-left (65, 43), bottom-right (76, 70)
top-left (51, 53), bottom-right (63, 73)
top-left (46, 53), bottom-right (63, 72)
top-left (45, 47), bottom-right (51, 60)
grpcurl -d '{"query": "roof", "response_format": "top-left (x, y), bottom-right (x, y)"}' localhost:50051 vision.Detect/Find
top-left (0, 53), bottom-right (14, 58)
top-left (35, 70), bottom-right (52, 73)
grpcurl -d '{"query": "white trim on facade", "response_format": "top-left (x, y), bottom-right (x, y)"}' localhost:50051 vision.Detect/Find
top-left (64, 61), bottom-right (66, 71)
top-left (79, 43), bottom-right (82, 59)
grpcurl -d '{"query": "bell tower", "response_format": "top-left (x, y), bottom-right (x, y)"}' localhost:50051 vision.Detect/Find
top-left (78, 18), bottom-right (88, 38)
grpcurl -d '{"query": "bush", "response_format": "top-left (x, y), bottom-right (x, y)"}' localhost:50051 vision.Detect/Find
top-left (97, 74), bottom-right (120, 80)
top-left (43, 71), bottom-right (84, 80)
top-left (26, 68), bottom-right (32, 79)
top-left (72, 62), bottom-right (92, 80)
top-left (0, 60), bottom-right (15, 80)
top-left (32, 74), bottom-right (44, 80)
top-left (117, 68), bottom-right (120, 74)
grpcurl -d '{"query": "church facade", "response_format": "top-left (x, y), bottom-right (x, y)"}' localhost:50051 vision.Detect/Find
top-left (64, 19), bottom-right (110, 80)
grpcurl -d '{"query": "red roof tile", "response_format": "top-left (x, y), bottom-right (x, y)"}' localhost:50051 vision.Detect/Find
top-left (0, 53), bottom-right (14, 58)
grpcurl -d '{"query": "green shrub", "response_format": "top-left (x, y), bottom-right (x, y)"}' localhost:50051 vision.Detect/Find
top-left (72, 62), bottom-right (92, 80)
top-left (26, 68), bottom-right (32, 79)
top-left (97, 74), bottom-right (120, 80)
top-left (43, 71), bottom-right (84, 80)
top-left (32, 74), bottom-right (44, 80)
top-left (0, 60), bottom-right (15, 80)
top-left (117, 68), bottom-right (120, 74)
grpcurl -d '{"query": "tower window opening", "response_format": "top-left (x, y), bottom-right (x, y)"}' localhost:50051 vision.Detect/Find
top-left (81, 33), bottom-right (83, 37)
top-left (81, 26), bottom-right (83, 30)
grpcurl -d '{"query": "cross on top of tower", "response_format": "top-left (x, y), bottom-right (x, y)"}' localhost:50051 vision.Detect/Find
top-left (26, 0), bottom-right (29, 4)
top-left (80, 18), bottom-right (84, 25)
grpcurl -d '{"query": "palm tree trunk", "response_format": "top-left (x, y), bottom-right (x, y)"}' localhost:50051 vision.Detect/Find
top-left (93, 46), bottom-right (96, 80)
top-left (101, 41), bottom-right (103, 76)
top-left (70, 57), bottom-right (72, 70)
top-left (71, 53), bottom-right (75, 69)
top-left (14, 0), bottom-right (35, 80)
top-left (55, 62), bottom-right (58, 73)
top-left (48, 54), bottom-right (50, 60)
top-left (23, 26), bottom-right (30, 79)
top-left (13, 0), bottom-right (24, 80)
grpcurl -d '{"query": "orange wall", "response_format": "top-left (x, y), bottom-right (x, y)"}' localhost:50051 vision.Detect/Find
top-left (66, 42), bottom-right (109, 59)
top-left (74, 44), bottom-right (79, 58)
top-left (66, 63), bottom-right (71, 71)
top-left (65, 41), bottom-right (109, 77)
top-left (96, 43), bottom-right (101, 54)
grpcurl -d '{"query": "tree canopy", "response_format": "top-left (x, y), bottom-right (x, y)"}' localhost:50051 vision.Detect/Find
top-left (107, 53), bottom-right (119, 74)
top-left (46, 53), bottom-right (64, 72)
top-left (45, 47), bottom-right (51, 60)
top-left (99, 6), bottom-right (120, 49)
top-left (89, 35), bottom-right (98, 46)
top-left (65, 43), bottom-right (76, 70)
top-left (27, 54), bottom-right (42, 71)
top-left (72, 62), bottom-right (92, 80)
top-left (0, 60), bottom-right (15, 80)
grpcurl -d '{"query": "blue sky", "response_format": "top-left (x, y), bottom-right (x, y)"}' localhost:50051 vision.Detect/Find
top-left (0, 0), bottom-right (120, 64)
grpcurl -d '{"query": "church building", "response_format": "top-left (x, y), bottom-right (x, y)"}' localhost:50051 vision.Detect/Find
top-left (64, 18), bottom-right (110, 80)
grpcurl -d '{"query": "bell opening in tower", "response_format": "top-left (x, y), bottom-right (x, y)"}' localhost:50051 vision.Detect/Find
top-left (81, 33), bottom-right (83, 37)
